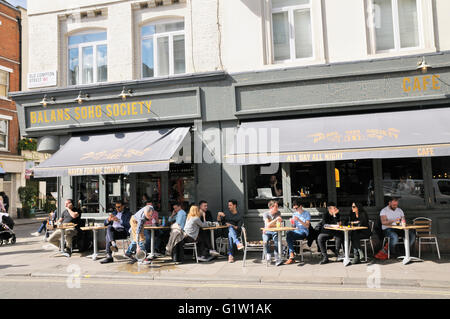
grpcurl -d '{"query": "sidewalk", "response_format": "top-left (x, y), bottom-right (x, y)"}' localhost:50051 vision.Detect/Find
top-left (2, 223), bottom-right (450, 290)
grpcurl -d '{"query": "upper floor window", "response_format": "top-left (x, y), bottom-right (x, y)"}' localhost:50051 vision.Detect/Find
top-left (0, 118), bottom-right (9, 151)
top-left (0, 70), bottom-right (9, 99)
top-left (68, 31), bottom-right (107, 85)
top-left (141, 20), bottom-right (185, 78)
top-left (371, 0), bottom-right (421, 52)
top-left (271, 0), bottom-right (313, 62)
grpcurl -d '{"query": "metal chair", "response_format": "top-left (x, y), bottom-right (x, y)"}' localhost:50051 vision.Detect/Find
top-left (382, 232), bottom-right (404, 259)
top-left (358, 220), bottom-right (375, 262)
top-left (242, 226), bottom-right (266, 267)
top-left (413, 217), bottom-right (441, 260)
top-left (183, 241), bottom-right (199, 263)
top-left (293, 239), bottom-right (311, 262)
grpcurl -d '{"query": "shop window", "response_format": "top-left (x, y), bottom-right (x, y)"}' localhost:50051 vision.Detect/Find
top-left (247, 164), bottom-right (283, 210)
top-left (431, 156), bottom-right (450, 206)
top-left (0, 70), bottom-right (9, 98)
top-left (106, 175), bottom-right (131, 212)
top-left (335, 160), bottom-right (375, 207)
top-left (382, 158), bottom-right (424, 207)
top-left (141, 20), bottom-right (185, 78)
top-left (68, 31), bottom-right (107, 85)
top-left (74, 176), bottom-right (100, 214)
top-left (290, 162), bottom-right (327, 208)
top-left (169, 163), bottom-right (195, 211)
top-left (136, 172), bottom-right (161, 211)
top-left (370, 0), bottom-right (421, 53)
top-left (0, 119), bottom-right (9, 151)
top-left (271, 0), bottom-right (313, 62)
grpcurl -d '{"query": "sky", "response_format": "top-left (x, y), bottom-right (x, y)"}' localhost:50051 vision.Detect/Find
top-left (6, 0), bottom-right (27, 8)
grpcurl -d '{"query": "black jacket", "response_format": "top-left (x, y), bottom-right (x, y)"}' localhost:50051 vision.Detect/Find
top-left (319, 212), bottom-right (342, 235)
top-left (348, 209), bottom-right (372, 237)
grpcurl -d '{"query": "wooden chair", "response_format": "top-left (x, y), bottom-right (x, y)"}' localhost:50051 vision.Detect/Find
top-left (413, 217), bottom-right (441, 260)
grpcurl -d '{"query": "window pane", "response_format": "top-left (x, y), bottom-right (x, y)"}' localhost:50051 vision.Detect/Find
top-left (136, 173), bottom-right (161, 211)
top-left (173, 35), bottom-right (186, 74)
top-left (69, 48), bottom-right (79, 85)
top-left (142, 25), bottom-right (156, 37)
top-left (0, 120), bottom-right (7, 134)
top-left (335, 160), bottom-right (374, 207)
top-left (0, 85), bottom-right (6, 97)
top-left (374, 0), bottom-right (395, 51)
top-left (69, 32), bottom-right (107, 46)
top-left (294, 9), bottom-right (313, 58)
top-left (106, 175), bottom-right (130, 212)
top-left (82, 46), bottom-right (94, 84)
top-left (0, 134), bottom-right (6, 149)
top-left (142, 38), bottom-right (154, 78)
top-left (247, 165), bottom-right (283, 210)
top-left (156, 21), bottom-right (184, 33)
top-left (75, 176), bottom-right (99, 214)
top-left (272, 0), bottom-right (309, 9)
top-left (96, 44), bottom-right (107, 82)
top-left (272, 12), bottom-right (290, 61)
top-left (382, 158), bottom-right (424, 208)
top-left (431, 157), bottom-right (450, 206)
top-left (290, 162), bottom-right (328, 208)
top-left (157, 36), bottom-right (170, 76)
top-left (169, 164), bottom-right (195, 210)
top-left (398, 0), bottom-right (419, 48)
top-left (0, 70), bottom-right (7, 85)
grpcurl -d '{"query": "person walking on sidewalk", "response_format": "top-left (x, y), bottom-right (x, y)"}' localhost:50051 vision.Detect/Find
top-left (284, 200), bottom-right (311, 265)
top-left (262, 200), bottom-right (283, 266)
top-left (100, 200), bottom-right (132, 264)
top-left (217, 199), bottom-right (244, 263)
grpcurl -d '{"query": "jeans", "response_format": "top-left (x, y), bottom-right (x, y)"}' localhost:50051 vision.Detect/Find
top-left (48, 229), bottom-right (78, 250)
top-left (262, 231), bottom-right (279, 257)
top-left (37, 221), bottom-right (46, 234)
top-left (317, 232), bottom-right (343, 257)
top-left (126, 240), bottom-right (146, 254)
top-left (227, 226), bottom-right (241, 256)
top-left (383, 228), bottom-right (416, 255)
top-left (144, 229), bottom-right (162, 253)
top-left (105, 225), bottom-right (128, 256)
top-left (286, 231), bottom-right (307, 254)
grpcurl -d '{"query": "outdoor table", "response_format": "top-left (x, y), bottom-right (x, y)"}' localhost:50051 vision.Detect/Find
top-left (202, 225), bottom-right (228, 251)
top-left (386, 224), bottom-right (429, 265)
top-left (80, 225), bottom-right (108, 260)
top-left (260, 227), bottom-right (296, 260)
top-left (56, 223), bottom-right (76, 257)
top-left (324, 225), bottom-right (368, 267)
top-left (144, 225), bottom-right (170, 258)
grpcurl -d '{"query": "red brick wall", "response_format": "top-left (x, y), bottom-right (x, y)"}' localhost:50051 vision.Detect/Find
top-left (0, 2), bottom-right (21, 156)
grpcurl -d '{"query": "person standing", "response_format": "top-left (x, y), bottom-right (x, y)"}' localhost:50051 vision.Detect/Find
top-left (317, 202), bottom-right (343, 265)
top-left (48, 199), bottom-right (81, 256)
top-left (284, 200), bottom-right (311, 265)
top-left (262, 200), bottom-right (283, 266)
top-left (348, 202), bottom-right (371, 264)
top-left (380, 196), bottom-right (415, 258)
top-left (100, 200), bottom-right (132, 264)
top-left (125, 205), bottom-right (154, 261)
top-left (217, 199), bottom-right (244, 263)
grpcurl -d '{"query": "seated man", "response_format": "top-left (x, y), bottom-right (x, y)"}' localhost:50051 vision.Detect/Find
top-left (217, 199), bottom-right (244, 263)
top-left (284, 200), bottom-right (311, 265)
top-left (166, 202), bottom-right (187, 262)
top-left (31, 210), bottom-right (57, 239)
top-left (125, 205), bottom-right (154, 261)
top-left (262, 200), bottom-right (283, 266)
top-left (380, 196), bottom-right (415, 258)
top-left (100, 200), bottom-right (132, 264)
top-left (317, 202), bottom-right (343, 265)
top-left (48, 199), bottom-right (81, 256)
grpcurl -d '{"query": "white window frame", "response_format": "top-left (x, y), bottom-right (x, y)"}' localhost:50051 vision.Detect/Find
top-left (0, 117), bottom-right (11, 152)
top-left (0, 66), bottom-right (12, 101)
top-left (67, 30), bottom-right (107, 86)
top-left (141, 19), bottom-right (186, 78)
top-left (270, 0), bottom-right (316, 64)
top-left (368, 0), bottom-right (424, 54)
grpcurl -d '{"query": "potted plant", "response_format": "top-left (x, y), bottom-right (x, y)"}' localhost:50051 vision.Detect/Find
top-left (18, 186), bottom-right (38, 218)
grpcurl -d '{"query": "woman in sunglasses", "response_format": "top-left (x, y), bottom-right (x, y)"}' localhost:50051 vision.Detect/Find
top-left (348, 202), bottom-right (371, 264)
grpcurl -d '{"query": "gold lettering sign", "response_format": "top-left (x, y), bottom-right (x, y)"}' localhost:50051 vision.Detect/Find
top-left (68, 165), bottom-right (129, 176)
top-left (417, 147), bottom-right (434, 157)
top-left (29, 100), bottom-right (152, 125)
top-left (308, 128), bottom-right (400, 144)
top-left (403, 75), bottom-right (441, 92)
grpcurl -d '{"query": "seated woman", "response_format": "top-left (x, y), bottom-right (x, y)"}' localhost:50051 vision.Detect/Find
top-left (348, 202), bottom-right (372, 264)
top-left (183, 205), bottom-right (216, 262)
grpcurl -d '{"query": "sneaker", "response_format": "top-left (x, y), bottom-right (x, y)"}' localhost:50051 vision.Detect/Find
top-left (124, 252), bottom-right (134, 260)
top-left (319, 256), bottom-right (329, 265)
top-left (31, 232), bottom-right (40, 237)
top-left (100, 256), bottom-right (113, 264)
top-left (275, 259), bottom-right (283, 267)
top-left (228, 255), bottom-right (235, 263)
top-left (284, 253), bottom-right (295, 265)
top-left (197, 256), bottom-right (209, 262)
top-left (236, 243), bottom-right (244, 251)
top-left (63, 248), bottom-right (72, 257)
top-left (209, 250), bottom-right (220, 257)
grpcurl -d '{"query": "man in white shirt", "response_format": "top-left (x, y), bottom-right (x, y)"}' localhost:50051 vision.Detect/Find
top-left (380, 196), bottom-right (416, 257)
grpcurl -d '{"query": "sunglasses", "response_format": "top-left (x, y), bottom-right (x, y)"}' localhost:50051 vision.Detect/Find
top-left (351, 205), bottom-right (357, 208)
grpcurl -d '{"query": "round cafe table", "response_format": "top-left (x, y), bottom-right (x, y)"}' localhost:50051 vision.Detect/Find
top-left (324, 225), bottom-right (368, 267)
top-left (387, 224), bottom-right (429, 265)
top-left (202, 225), bottom-right (229, 252)
top-left (55, 223), bottom-right (76, 257)
top-left (260, 227), bottom-right (296, 261)
top-left (80, 225), bottom-right (108, 260)
top-left (144, 225), bottom-right (170, 258)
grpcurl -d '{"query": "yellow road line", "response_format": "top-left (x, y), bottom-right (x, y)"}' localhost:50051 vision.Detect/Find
top-left (2, 277), bottom-right (450, 297)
